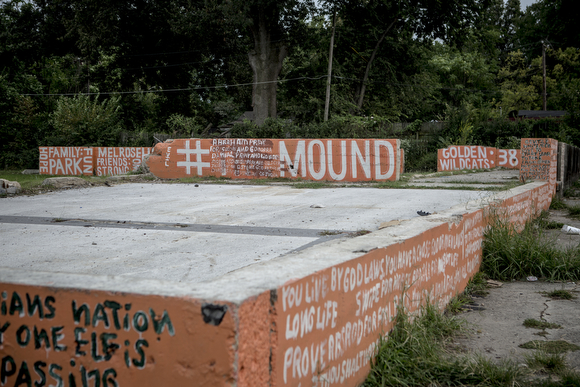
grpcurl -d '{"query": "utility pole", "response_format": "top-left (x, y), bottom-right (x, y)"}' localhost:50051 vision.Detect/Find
top-left (87, 60), bottom-right (91, 94)
top-left (324, 10), bottom-right (336, 122)
top-left (542, 41), bottom-right (547, 111)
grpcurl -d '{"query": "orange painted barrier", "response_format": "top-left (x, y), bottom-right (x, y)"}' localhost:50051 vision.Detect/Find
top-left (275, 211), bottom-right (483, 386)
top-left (272, 182), bottom-right (552, 387)
top-left (497, 149), bottom-right (521, 169)
top-left (146, 139), bottom-right (401, 182)
top-left (39, 147), bottom-right (94, 176)
top-left (437, 146), bottom-right (497, 171)
top-left (94, 147), bottom-right (153, 176)
top-left (0, 182), bottom-right (553, 387)
top-left (437, 146), bottom-right (521, 172)
top-left (0, 283), bottom-right (237, 386)
top-left (520, 138), bottom-right (558, 193)
top-left (400, 148), bottom-right (405, 174)
top-left (39, 147), bottom-right (153, 176)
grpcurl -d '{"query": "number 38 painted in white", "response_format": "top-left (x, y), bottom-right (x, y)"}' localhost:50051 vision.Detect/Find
top-left (499, 149), bottom-right (519, 167)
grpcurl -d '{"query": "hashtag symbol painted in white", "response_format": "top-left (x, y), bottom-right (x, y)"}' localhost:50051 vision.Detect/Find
top-left (177, 140), bottom-right (210, 175)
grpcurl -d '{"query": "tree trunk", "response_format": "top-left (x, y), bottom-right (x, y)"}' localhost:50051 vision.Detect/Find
top-left (248, 9), bottom-right (287, 126)
top-left (356, 19), bottom-right (397, 110)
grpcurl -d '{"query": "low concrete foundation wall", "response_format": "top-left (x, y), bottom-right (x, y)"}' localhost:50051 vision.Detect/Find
top-left (0, 181), bottom-right (553, 386)
top-left (146, 139), bottom-right (401, 182)
top-left (39, 147), bottom-right (153, 176)
top-left (437, 146), bottom-right (521, 172)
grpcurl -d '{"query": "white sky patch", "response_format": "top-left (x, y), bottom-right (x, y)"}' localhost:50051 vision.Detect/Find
top-left (518, 0), bottom-right (538, 11)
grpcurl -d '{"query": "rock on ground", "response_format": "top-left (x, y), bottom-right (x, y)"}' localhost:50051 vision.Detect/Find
top-left (0, 178), bottom-right (22, 194)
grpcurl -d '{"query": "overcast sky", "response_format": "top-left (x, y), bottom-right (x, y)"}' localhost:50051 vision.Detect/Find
top-left (519, 0), bottom-right (537, 11)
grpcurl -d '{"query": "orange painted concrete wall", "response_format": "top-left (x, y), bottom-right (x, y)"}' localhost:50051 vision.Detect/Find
top-left (0, 182), bottom-right (553, 387)
top-left (94, 148), bottom-right (153, 176)
top-left (146, 139), bottom-right (401, 182)
top-left (39, 147), bottom-right (94, 176)
top-left (39, 147), bottom-right (153, 176)
top-left (437, 146), bottom-right (521, 172)
top-left (274, 212), bottom-right (482, 386)
top-left (400, 149), bottom-right (405, 174)
top-left (0, 284), bottom-right (237, 386)
top-left (270, 182), bottom-right (552, 387)
top-left (520, 138), bottom-right (558, 192)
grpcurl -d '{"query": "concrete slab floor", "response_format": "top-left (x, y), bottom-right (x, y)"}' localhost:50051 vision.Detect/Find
top-left (0, 184), bottom-right (493, 283)
top-left (408, 169), bottom-right (520, 188)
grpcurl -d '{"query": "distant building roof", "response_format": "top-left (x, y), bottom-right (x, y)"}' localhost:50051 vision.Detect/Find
top-left (511, 110), bottom-right (568, 119)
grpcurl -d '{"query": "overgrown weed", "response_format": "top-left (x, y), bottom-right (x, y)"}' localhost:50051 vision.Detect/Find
top-left (542, 289), bottom-right (576, 300)
top-left (526, 351), bottom-right (568, 374)
top-left (567, 205), bottom-right (580, 218)
top-left (482, 210), bottom-right (580, 281)
top-left (447, 272), bottom-right (489, 314)
top-left (520, 340), bottom-right (580, 354)
top-left (550, 195), bottom-right (568, 210)
top-left (364, 303), bottom-right (526, 386)
top-left (523, 318), bottom-right (562, 330)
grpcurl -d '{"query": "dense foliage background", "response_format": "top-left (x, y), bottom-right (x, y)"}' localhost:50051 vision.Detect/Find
top-left (1, 0), bottom-right (579, 170)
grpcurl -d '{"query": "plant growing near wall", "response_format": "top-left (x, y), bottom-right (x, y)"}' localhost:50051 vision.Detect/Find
top-left (482, 211), bottom-right (580, 281)
top-left (50, 94), bottom-right (122, 147)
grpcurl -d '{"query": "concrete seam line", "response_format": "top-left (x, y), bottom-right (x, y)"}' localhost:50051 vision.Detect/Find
top-left (0, 215), bottom-right (347, 238)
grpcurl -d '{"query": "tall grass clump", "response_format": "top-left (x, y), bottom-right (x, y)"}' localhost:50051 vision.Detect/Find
top-left (364, 303), bottom-right (524, 387)
top-left (482, 210), bottom-right (580, 281)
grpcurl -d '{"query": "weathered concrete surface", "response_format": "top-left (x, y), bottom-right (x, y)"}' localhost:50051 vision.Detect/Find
top-left (0, 184), bottom-right (492, 284)
top-left (454, 281), bottom-right (580, 371)
top-left (544, 204), bottom-right (580, 250)
top-left (408, 169), bottom-right (520, 188)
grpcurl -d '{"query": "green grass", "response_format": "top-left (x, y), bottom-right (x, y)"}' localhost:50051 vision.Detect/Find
top-left (364, 303), bottom-right (527, 387)
top-left (535, 371), bottom-right (580, 387)
top-left (482, 211), bottom-right (580, 281)
top-left (550, 195), bottom-right (568, 210)
top-left (526, 351), bottom-right (568, 374)
top-left (0, 170), bottom-right (109, 194)
top-left (520, 340), bottom-right (580, 354)
top-left (366, 205), bottom-right (580, 387)
top-left (291, 181), bottom-right (336, 189)
top-left (0, 170), bottom-right (50, 190)
top-left (533, 210), bottom-right (564, 229)
top-left (568, 205), bottom-right (580, 217)
top-left (542, 289), bottom-right (576, 300)
top-left (523, 318), bottom-right (562, 330)
top-left (365, 302), bottom-right (580, 387)
top-left (375, 180), bottom-right (410, 189)
top-left (447, 272), bottom-right (489, 314)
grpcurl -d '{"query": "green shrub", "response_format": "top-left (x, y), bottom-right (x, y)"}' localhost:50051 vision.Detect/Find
top-left (50, 94), bottom-right (122, 146)
top-left (166, 114), bottom-right (204, 138)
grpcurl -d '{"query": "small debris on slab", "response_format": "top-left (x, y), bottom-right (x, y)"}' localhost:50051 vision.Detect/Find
top-left (486, 279), bottom-right (503, 288)
top-left (379, 220), bottom-right (402, 229)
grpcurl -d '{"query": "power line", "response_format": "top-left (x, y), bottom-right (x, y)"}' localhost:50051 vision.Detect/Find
top-left (124, 38), bottom-right (286, 58)
top-left (19, 75), bottom-right (329, 97)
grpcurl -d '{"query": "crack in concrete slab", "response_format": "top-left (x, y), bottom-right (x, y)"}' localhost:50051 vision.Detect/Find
top-left (0, 215), bottom-right (347, 238)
